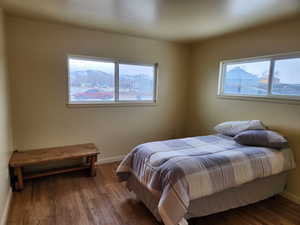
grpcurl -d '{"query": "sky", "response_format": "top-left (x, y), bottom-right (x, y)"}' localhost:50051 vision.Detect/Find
top-left (69, 58), bottom-right (154, 78)
top-left (227, 58), bottom-right (300, 84)
top-left (274, 58), bottom-right (300, 84)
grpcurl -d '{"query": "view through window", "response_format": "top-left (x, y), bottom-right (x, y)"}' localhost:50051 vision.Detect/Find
top-left (68, 56), bottom-right (157, 104)
top-left (220, 53), bottom-right (300, 99)
top-left (69, 58), bottom-right (115, 102)
top-left (119, 64), bottom-right (155, 101)
top-left (272, 58), bottom-right (300, 96)
top-left (223, 60), bottom-right (270, 96)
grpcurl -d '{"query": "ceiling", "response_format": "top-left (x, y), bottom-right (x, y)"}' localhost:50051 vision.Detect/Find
top-left (1, 0), bottom-right (300, 42)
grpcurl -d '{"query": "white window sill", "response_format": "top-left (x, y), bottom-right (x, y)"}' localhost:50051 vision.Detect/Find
top-left (216, 94), bottom-right (300, 105)
top-left (67, 101), bottom-right (158, 108)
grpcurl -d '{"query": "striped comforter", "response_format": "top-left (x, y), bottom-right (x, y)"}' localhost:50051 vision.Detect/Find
top-left (116, 134), bottom-right (295, 225)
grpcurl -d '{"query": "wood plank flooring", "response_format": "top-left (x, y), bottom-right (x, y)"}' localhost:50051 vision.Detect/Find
top-left (7, 162), bottom-right (300, 225)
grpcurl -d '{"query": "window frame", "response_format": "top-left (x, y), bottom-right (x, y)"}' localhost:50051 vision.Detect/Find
top-left (218, 51), bottom-right (300, 103)
top-left (67, 55), bottom-right (158, 107)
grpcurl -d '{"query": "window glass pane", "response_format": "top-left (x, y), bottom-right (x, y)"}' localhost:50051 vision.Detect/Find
top-left (223, 60), bottom-right (270, 96)
top-left (119, 64), bottom-right (155, 101)
top-left (271, 58), bottom-right (300, 96)
top-left (69, 58), bottom-right (115, 103)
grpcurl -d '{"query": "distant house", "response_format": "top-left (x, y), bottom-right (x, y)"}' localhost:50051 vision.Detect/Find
top-left (224, 67), bottom-right (258, 92)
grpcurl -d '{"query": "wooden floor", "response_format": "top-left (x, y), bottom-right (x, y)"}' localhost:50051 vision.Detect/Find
top-left (8, 162), bottom-right (300, 225)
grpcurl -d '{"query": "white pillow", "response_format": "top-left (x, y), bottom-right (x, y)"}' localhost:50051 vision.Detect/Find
top-left (214, 120), bottom-right (266, 136)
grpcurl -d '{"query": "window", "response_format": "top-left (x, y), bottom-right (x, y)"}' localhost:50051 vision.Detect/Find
top-left (218, 52), bottom-right (300, 101)
top-left (68, 56), bottom-right (157, 105)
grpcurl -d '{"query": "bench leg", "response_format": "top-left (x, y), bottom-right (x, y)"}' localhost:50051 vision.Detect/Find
top-left (15, 167), bottom-right (24, 191)
top-left (90, 155), bottom-right (97, 177)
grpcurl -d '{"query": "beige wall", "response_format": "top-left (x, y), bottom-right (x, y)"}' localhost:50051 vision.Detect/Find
top-left (0, 9), bottom-right (13, 222)
top-left (187, 16), bottom-right (300, 201)
top-left (6, 16), bottom-right (189, 160)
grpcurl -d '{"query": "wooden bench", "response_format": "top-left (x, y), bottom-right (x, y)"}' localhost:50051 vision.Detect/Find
top-left (9, 143), bottom-right (99, 191)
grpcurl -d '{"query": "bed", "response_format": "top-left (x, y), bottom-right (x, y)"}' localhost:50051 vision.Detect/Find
top-left (116, 134), bottom-right (295, 225)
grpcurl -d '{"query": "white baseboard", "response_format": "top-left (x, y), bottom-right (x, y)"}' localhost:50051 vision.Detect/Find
top-left (97, 154), bottom-right (125, 165)
top-left (0, 188), bottom-right (12, 225)
top-left (281, 191), bottom-right (300, 205)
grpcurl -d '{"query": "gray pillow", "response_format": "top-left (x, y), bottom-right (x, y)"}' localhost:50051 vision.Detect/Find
top-left (233, 130), bottom-right (288, 149)
top-left (214, 120), bottom-right (266, 136)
